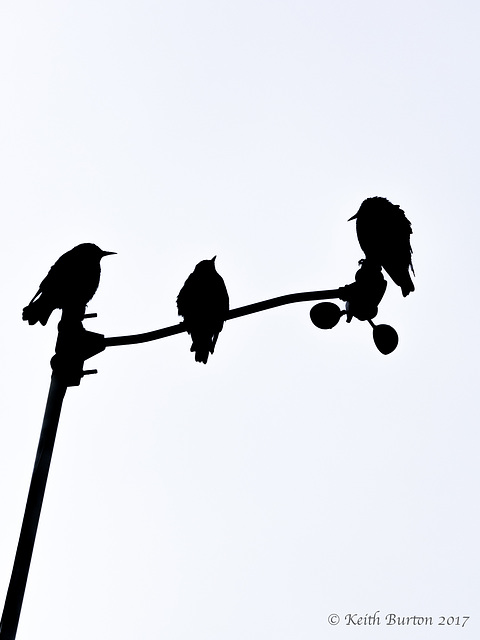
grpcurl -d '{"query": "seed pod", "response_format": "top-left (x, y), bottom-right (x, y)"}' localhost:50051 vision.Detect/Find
top-left (310, 302), bottom-right (342, 330)
top-left (372, 324), bottom-right (399, 355)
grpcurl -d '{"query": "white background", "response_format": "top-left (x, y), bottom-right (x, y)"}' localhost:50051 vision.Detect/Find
top-left (0, 1), bottom-right (478, 638)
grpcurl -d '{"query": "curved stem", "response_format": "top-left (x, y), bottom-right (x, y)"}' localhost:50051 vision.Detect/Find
top-left (104, 288), bottom-right (342, 347)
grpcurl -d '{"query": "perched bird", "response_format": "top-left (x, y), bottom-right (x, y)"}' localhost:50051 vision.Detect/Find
top-left (22, 243), bottom-right (116, 325)
top-left (177, 257), bottom-right (229, 364)
top-left (349, 196), bottom-right (415, 296)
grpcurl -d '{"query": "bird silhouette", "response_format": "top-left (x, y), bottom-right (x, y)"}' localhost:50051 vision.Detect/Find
top-left (22, 243), bottom-right (116, 325)
top-left (177, 257), bottom-right (229, 364)
top-left (349, 196), bottom-right (414, 296)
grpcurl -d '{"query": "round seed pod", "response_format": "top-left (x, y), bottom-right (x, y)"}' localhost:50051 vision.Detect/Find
top-left (373, 324), bottom-right (399, 355)
top-left (310, 302), bottom-right (342, 330)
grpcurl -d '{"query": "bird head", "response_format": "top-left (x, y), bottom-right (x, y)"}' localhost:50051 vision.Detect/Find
top-left (348, 196), bottom-right (393, 222)
top-left (77, 244), bottom-right (117, 260)
top-left (193, 256), bottom-right (218, 273)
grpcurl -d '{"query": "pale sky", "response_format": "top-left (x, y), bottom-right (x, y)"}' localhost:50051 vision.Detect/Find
top-left (1, 1), bottom-right (479, 638)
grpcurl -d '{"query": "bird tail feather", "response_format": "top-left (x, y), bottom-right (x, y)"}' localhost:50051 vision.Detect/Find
top-left (22, 299), bottom-right (53, 326)
top-left (193, 347), bottom-right (209, 364)
top-left (190, 341), bottom-right (210, 364)
top-left (401, 278), bottom-right (415, 297)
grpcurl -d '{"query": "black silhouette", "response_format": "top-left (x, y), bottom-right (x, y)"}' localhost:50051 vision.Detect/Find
top-left (349, 197), bottom-right (414, 296)
top-left (371, 322), bottom-right (399, 355)
top-left (342, 259), bottom-right (387, 322)
top-left (22, 243), bottom-right (116, 325)
top-left (177, 257), bottom-right (229, 363)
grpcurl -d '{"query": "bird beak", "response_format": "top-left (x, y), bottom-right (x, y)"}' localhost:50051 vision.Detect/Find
top-left (101, 251), bottom-right (117, 256)
top-left (348, 214), bottom-right (357, 221)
